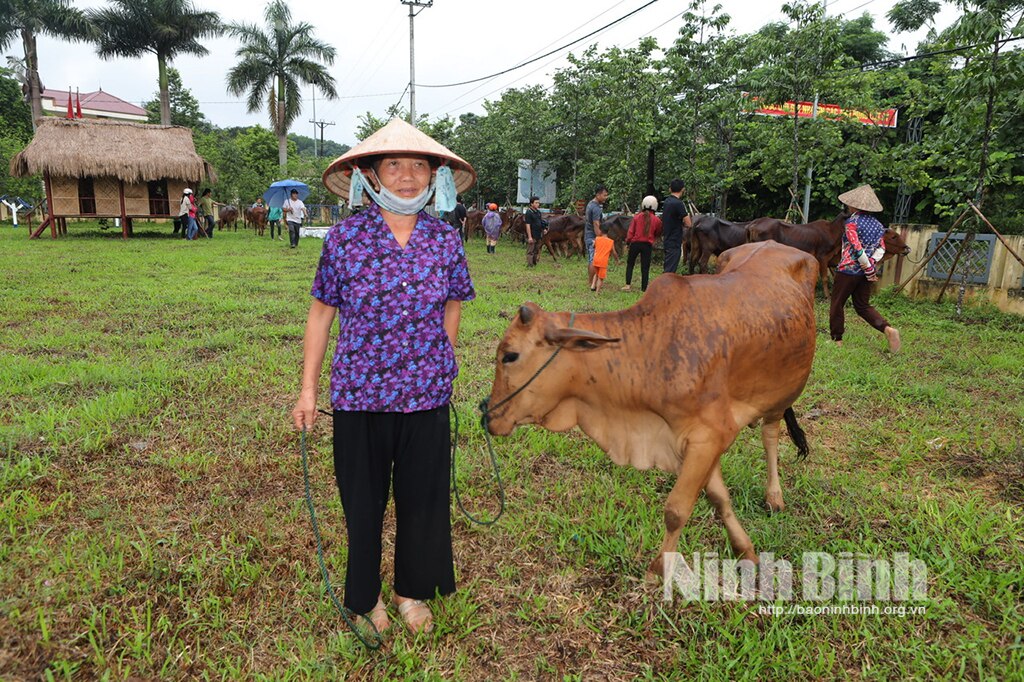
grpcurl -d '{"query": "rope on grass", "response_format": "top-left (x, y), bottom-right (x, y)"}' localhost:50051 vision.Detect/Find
top-left (301, 413), bottom-right (384, 651)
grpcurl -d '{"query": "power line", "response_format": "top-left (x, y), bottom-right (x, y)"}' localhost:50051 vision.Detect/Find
top-left (415, 0), bottom-right (664, 88)
top-left (833, 34), bottom-right (1024, 73)
top-left (440, 5), bottom-right (681, 117)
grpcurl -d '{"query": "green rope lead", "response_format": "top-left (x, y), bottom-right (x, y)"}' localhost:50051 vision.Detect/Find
top-left (450, 405), bottom-right (506, 526)
top-left (454, 312), bottom-right (576, 527)
top-left (301, 422), bottom-right (384, 650)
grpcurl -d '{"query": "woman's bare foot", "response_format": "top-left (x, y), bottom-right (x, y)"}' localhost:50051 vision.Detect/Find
top-left (885, 326), bottom-right (901, 353)
top-left (366, 594), bottom-right (389, 633)
top-left (394, 595), bottom-right (433, 634)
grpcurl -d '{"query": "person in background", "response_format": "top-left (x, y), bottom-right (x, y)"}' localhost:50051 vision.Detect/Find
top-left (268, 204), bottom-right (284, 240)
top-left (282, 189), bottom-right (307, 248)
top-left (830, 184), bottom-right (902, 353)
top-left (585, 184), bottom-right (608, 283)
top-left (661, 179), bottom-right (690, 274)
top-left (177, 188), bottom-right (192, 239)
top-left (447, 194), bottom-right (468, 241)
top-left (524, 196), bottom-right (547, 267)
top-left (199, 189), bottom-right (215, 239)
top-left (621, 195), bottom-right (662, 292)
top-left (292, 118), bottom-right (476, 636)
top-left (590, 232), bottom-right (619, 293)
top-left (482, 203), bottom-right (502, 254)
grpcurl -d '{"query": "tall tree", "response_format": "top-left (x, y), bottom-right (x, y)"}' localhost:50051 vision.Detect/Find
top-left (226, 0), bottom-right (338, 170)
top-left (0, 0), bottom-right (94, 128)
top-left (89, 0), bottom-right (221, 126)
top-left (143, 66), bottom-right (208, 129)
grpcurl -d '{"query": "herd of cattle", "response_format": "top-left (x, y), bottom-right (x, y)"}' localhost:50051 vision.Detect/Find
top-left (466, 206), bottom-right (911, 294)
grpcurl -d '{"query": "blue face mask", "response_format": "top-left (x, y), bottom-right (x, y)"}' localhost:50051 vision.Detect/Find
top-left (349, 166), bottom-right (435, 215)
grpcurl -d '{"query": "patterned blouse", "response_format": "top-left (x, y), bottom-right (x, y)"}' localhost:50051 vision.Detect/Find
top-left (838, 212), bottom-right (886, 275)
top-left (311, 203), bottom-right (475, 412)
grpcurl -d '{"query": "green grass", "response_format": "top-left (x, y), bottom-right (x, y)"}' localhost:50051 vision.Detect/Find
top-left (1, 223), bottom-right (1023, 680)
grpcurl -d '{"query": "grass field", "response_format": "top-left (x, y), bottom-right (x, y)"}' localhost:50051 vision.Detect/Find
top-left (1, 223), bottom-right (1023, 681)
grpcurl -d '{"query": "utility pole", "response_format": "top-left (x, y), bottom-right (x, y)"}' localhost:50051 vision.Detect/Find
top-left (309, 119), bottom-right (335, 157)
top-left (401, 0), bottom-right (433, 126)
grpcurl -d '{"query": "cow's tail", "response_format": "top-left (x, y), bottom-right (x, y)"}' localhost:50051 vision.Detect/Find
top-left (783, 407), bottom-right (809, 461)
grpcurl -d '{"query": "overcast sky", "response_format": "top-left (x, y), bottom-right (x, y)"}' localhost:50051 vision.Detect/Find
top-left (29, 0), bottom-right (957, 147)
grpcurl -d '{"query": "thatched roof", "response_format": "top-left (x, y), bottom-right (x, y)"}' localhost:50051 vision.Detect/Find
top-left (9, 118), bottom-right (217, 183)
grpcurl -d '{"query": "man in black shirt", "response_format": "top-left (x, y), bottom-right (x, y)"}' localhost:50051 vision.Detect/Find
top-left (662, 179), bottom-right (691, 274)
top-left (524, 195), bottom-right (547, 267)
top-left (447, 195), bottom-right (468, 242)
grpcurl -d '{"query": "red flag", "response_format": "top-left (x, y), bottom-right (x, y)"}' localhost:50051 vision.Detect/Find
top-left (66, 88), bottom-right (74, 119)
top-left (75, 89), bottom-right (83, 118)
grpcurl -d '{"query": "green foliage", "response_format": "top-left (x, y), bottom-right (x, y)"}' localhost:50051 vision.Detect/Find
top-left (0, 67), bottom-right (39, 202)
top-left (143, 67), bottom-right (208, 130)
top-left (337, 1), bottom-right (1024, 230)
top-left (193, 125), bottom-right (298, 206)
top-left (288, 132), bottom-right (348, 159)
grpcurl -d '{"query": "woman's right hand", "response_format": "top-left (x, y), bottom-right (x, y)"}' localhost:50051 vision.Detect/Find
top-left (292, 393), bottom-right (318, 431)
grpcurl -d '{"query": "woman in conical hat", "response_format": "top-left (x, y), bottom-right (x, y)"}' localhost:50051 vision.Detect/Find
top-left (831, 184), bottom-right (901, 353)
top-left (292, 119), bottom-right (477, 635)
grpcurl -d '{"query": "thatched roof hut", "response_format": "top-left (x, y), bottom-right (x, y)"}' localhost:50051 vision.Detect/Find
top-left (10, 118), bottom-right (217, 239)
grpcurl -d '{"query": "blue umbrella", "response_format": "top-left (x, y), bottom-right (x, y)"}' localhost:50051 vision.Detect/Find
top-left (263, 179), bottom-right (310, 208)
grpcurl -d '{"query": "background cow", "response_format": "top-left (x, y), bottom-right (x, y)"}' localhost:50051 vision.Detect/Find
top-left (218, 205), bottom-right (239, 232)
top-left (688, 215), bottom-right (751, 274)
top-left (485, 241), bottom-right (818, 577)
top-left (247, 205), bottom-right (268, 236)
top-left (539, 215), bottom-right (584, 261)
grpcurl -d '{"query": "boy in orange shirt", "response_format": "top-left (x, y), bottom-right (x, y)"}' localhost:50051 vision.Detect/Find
top-left (589, 234), bottom-right (619, 292)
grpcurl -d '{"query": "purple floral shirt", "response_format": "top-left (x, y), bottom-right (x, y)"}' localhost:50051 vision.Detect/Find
top-left (311, 203), bottom-right (475, 412)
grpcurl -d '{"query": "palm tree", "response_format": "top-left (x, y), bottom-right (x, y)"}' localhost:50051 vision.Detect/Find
top-left (0, 0), bottom-right (95, 128)
top-left (89, 0), bottom-right (221, 126)
top-left (226, 0), bottom-right (337, 170)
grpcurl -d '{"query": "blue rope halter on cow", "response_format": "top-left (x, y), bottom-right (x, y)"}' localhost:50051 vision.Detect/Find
top-left (457, 313), bottom-right (577, 526)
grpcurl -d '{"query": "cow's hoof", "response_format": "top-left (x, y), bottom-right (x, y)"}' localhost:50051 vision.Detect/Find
top-left (765, 493), bottom-right (785, 514)
top-left (647, 555), bottom-right (665, 579)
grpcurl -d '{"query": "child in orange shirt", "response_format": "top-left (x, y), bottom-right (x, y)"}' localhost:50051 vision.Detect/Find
top-left (590, 234), bottom-right (619, 292)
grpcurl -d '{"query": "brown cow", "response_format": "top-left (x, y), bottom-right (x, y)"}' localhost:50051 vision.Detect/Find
top-left (539, 215), bottom-right (584, 261)
top-left (601, 214), bottom-right (632, 259)
top-left (218, 205), bottom-right (240, 231)
top-left (688, 215), bottom-right (752, 274)
top-left (485, 241), bottom-right (818, 577)
top-left (246, 205), bottom-right (268, 236)
top-left (747, 213), bottom-right (848, 296)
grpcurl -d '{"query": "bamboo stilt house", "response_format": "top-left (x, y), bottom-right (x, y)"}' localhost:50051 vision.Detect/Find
top-left (9, 118), bottom-right (217, 239)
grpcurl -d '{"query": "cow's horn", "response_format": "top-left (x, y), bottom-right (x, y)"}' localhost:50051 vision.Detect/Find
top-left (518, 305), bottom-right (534, 325)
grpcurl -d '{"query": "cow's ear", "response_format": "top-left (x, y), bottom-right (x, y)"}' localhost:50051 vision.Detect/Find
top-left (544, 325), bottom-right (620, 350)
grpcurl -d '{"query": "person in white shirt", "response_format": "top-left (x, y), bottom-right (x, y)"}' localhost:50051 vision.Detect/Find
top-left (282, 189), bottom-right (307, 248)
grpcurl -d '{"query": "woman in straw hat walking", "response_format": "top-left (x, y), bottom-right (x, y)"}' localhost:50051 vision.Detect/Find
top-left (830, 184), bottom-right (901, 352)
top-left (292, 118), bottom-right (477, 635)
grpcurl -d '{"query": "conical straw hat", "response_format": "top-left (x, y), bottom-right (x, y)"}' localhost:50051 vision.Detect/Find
top-left (838, 184), bottom-right (883, 212)
top-left (322, 118), bottom-right (476, 200)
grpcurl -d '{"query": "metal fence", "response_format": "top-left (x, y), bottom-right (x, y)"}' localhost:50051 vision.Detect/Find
top-left (925, 232), bottom-right (997, 285)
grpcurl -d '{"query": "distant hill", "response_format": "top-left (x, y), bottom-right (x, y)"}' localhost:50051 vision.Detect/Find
top-left (288, 133), bottom-right (350, 158)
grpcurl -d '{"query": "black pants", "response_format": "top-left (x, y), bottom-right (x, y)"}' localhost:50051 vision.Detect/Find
top-left (288, 221), bottom-right (301, 247)
top-left (625, 242), bottom-right (653, 290)
top-left (663, 240), bottom-right (682, 273)
top-left (204, 215), bottom-right (214, 239)
top-left (830, 271), bottom-right (890, 341)
top-left (269, 220), bottom-right (280, 239)
top-left (332, 406), bottom-right (455, 614)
